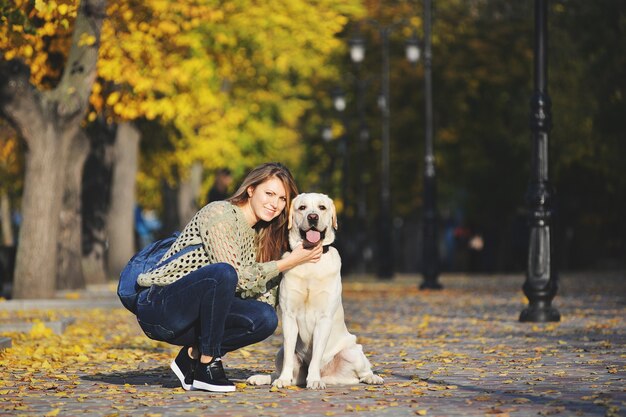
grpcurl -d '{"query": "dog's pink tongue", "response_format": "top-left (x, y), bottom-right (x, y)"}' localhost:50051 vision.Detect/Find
top-left (306, 230), bottom-right (321, 243)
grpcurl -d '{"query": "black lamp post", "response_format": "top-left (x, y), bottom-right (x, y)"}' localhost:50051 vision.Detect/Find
top-left (349, 21), bottom-right (420, 280)
top-left (419, 0), bottom-right (442, 290)
top-left (378, 26), bottom-right (394, 280)
top-left (349, 37), bottom-right (371, 229)
top-left (320, 124), bottom-right (342, 195)
top-left (520, 0), bottom-right (560, 322)
top-left (331, 87), bottom-right (350, 219)
top-left (353, 69), bottom-right (371, 274)
top-left (355, 86), bottom-right (369, 225)
top-left (320, 124), bottom-right (335, 192)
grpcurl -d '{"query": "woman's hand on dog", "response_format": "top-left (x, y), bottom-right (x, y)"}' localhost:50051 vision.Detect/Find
top-left (277, 242), bottom-right (323, 272)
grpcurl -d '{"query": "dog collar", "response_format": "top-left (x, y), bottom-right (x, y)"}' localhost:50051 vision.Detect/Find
top-left (322, 245), bottom-right (332, 254)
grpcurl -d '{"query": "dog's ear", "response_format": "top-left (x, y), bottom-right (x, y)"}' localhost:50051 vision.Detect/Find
top-left (287, 196), bottom-right (297, 230)
top-left (329, 198), bottom-right (338, 230)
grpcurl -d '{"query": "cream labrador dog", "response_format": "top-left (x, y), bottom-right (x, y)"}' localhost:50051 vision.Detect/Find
top-left (247, 193), bottom-right (383, 389)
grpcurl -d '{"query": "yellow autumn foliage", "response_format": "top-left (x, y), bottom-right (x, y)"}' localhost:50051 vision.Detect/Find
top-left (0, 122), bottom-right (23, 195)
top-left (1, 0), bottom-right (364, 204)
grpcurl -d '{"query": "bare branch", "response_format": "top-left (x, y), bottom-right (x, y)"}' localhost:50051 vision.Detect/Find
top-left (54, 0), bottom-right (107, 121)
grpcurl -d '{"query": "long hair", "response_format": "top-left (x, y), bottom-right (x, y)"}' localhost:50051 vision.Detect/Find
top-left (227, 162), bottom-right (298, 262)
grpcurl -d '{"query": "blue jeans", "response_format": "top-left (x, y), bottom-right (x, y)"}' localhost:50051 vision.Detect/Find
top-left (135, 263), bottom-right (278, 357)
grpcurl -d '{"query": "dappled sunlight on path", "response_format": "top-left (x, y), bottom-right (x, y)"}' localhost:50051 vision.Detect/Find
top-left (0, 273), bottom-right (623, 416)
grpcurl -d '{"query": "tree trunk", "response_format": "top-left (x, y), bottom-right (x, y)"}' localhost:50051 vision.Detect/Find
top-left (81, 222), bottom-right (109, 285)
top-left (178, 162), bottom-right (203, 228)
top-left (161, 176), bottom-right (181, 237)
top-left (106, 122), bottom-right (140, 277)
top-left (14, 126), bottom-right (70, 298)
top-left (0, 0), bottom-right (106, 298)
top-left (0, 122), bottom-right (17, 247)
top-left (0, 192), bottom-right (13, 246)
top-left (81, 120), bottom-right (116, 285)
top-left (57, 130), bottom-right (89, 290)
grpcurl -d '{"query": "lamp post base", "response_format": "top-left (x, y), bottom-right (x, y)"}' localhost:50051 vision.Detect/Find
top-left (419, 279), bottom-right (442, 290)
top-left (519, 302), bottom-right (561, 322)
top-left (378, 273), bottom-right (394, 280)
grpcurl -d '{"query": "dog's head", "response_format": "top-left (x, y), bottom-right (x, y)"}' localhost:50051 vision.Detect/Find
top-left (287, 193), bottom-right (338, 250)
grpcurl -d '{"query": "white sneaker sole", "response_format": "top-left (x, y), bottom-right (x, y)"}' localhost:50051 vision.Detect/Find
top-left (170, 360), bottom-right (193, 391)
top-left (192, 379), bottom-right (236, 392)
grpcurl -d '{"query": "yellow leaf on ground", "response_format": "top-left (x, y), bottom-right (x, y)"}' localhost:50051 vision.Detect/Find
top-left (29, 322), bottom-right (53, 339)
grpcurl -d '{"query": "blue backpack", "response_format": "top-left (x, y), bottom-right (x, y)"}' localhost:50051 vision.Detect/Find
top-left (117, 232), bottom-right (201, 313)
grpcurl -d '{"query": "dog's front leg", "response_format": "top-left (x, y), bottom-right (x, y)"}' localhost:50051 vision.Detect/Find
top-left (306, 314), bottom-right (333, 389)
top-left (273, 312), bottom-right (298, 388)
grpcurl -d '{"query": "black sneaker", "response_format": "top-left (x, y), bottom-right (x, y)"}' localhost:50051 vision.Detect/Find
top-left (192, 357), bottom-right (236, 392)
top-left (170, 346), bottom-right (197, 391)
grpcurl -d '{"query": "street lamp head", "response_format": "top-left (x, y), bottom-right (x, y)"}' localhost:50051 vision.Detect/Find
top-left (332, 87), bottom-right (346, 112)
top-left (349, 36), bottom-right (366, 64)
top-left (322, 124), bottom-right (333, 142)
top-left (359, 126), bottom-right (370, 143)
top-left (377, 93), bottom-right (386, 111)
top-left (405, 35), bottom-right (421, 64)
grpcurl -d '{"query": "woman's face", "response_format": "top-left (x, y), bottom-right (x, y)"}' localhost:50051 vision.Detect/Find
top-left (247, 176), bottom-right (288, 224)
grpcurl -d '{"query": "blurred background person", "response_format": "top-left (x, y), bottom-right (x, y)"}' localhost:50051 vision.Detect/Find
top-left (206, 168), bottom-right (233, 204)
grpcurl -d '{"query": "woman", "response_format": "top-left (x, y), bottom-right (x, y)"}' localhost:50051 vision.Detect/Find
top-left (135, 162), bottom-right (323, 392)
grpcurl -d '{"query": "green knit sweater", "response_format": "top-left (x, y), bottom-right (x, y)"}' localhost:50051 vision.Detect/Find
top-left (137, 201), bottom-right (281, 306)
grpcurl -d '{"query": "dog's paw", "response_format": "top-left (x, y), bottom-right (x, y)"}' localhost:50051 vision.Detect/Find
top-left (306, 379), bottom-right (326, 390)
top-left (360, 374), bottom-right (384, 385)
top-left (272, 378), bottom-right (293, 388)
top-left (246, 374), bottom-right (272, 386)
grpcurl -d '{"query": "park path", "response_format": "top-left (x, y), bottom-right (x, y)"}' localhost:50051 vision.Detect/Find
top-left (1, 272), bottom-right (624, 416)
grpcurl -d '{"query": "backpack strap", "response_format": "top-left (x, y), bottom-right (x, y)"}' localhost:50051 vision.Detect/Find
top-left (152, 242), bottom-right (202, 270)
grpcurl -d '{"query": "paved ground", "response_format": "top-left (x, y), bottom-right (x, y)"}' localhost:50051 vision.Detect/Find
top-left (0, 271), bottom-right (624, 416)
